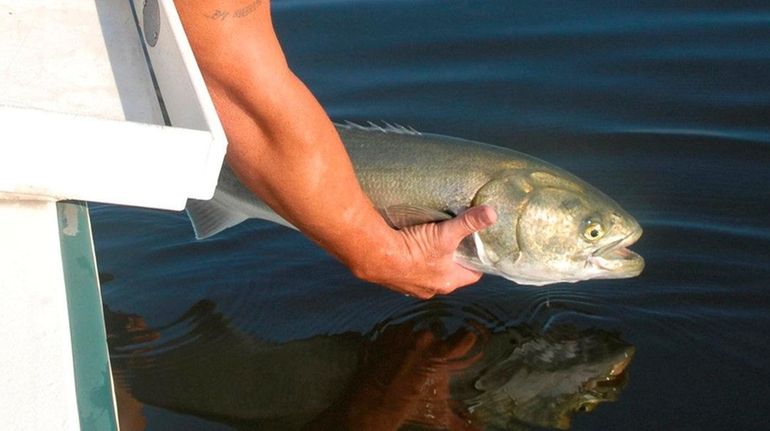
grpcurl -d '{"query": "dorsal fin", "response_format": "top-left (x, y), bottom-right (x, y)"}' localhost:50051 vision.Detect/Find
top-left (335, 121), bottom-right (422, 136)
top-left (379, 204), bottom-right (452, 228)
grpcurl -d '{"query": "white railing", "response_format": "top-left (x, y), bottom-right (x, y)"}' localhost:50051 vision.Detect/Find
top-left (0, 1), bottom-right (225, 429)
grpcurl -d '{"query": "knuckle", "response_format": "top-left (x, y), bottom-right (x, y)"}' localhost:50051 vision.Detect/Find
top-left (437, 282), bottom-right (456, 295)
top-left (420, 291), bottom-right (436, 300)
top-left (350, 266), bottom-right (370, 282)
top-left (460, 215), bottom-right (479, 233)
top-left (461, 272), bottom-right (482, 287)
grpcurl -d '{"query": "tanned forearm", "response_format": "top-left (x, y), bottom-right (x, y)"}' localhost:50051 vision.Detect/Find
top-left (174, 0), bottom-right (495, 298)
top-left (175, 0), bottom-right (396, 271)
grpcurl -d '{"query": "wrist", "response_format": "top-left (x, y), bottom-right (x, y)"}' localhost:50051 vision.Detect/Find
top-left (341, 220), bottom-right (408, 285)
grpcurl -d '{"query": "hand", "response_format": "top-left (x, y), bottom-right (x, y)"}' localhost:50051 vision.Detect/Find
top-left (343, 325), bottom-right (483, 431)
top-left (352, 205), bottom-right (497, 299)
top-left (174, 0), bottom-right (496, 299)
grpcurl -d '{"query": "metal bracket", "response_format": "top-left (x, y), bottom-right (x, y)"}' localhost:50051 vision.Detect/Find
top-left (143, 0), bottom-right (160, 47)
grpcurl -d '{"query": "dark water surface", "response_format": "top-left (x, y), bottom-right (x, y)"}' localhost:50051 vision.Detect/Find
top-left (93, 1), bottom-right (770, 430)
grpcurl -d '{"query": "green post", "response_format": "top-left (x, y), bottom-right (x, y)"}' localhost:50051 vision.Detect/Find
top-left (58, 201), bottom-right (119, 431)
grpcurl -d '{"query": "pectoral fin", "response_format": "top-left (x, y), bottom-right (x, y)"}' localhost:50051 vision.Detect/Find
top-left (379, 204), bottom-right (452, 228)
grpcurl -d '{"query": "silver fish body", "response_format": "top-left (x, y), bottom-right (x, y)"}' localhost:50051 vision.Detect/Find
top-left (187, 123), bottom-right (644, 285)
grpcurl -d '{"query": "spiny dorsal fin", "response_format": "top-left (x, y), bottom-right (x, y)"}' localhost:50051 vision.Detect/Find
top-left (379, 204), bottom-right (452, 228)
top-left (335, 121), bottom-right (422, 136)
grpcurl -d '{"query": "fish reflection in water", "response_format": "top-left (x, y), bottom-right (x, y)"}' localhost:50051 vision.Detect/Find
top-left (107, 300), bottom-right (633, 431)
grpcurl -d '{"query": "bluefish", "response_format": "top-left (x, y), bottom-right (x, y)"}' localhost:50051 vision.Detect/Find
top-left (187, 123), bottom-right (644, 286)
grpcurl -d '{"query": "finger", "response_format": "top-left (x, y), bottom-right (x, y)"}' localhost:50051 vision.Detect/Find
top-left (446, 331), bottom-right (478, 359)
top-left (435, 329), bottom-right (476, 359)
top-left (413, 288), bottom-right (437, 300)
top-left (388, 282), bottom-right (436, 300)
top-left (415, 330), bottom-right (436, 351)
top-left (466, 320), bottom-right (491, 340)
top-left (442, 331), bottom-right (485, 370)
top-left (447, 350), bottom-right (484, 371)
top-left (441, 205), bottom-right (497, 250)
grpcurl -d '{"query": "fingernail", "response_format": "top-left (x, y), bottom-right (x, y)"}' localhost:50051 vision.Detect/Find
top-left (479, 205), bottom-right (497, 225)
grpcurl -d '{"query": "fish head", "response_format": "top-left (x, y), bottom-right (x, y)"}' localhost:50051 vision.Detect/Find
top-left (512, 171), bottom-right (644, 284)
top-left (471, 170), bottom-right (643, 285)
top-left (463, 324), bottom-right (634, 430)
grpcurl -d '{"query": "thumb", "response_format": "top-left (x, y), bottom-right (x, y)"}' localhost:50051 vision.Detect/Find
top-left (442, 205), bottom-right (497, 249)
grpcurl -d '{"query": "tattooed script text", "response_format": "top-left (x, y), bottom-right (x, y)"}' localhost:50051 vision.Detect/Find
top-left (205, 1), bottom-right (261, 21)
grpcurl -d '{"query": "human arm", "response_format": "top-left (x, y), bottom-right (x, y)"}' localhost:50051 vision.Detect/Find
top-left (173, 0), bottom-right (496, 298)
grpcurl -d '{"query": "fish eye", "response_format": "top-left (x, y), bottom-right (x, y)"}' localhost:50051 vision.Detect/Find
top-left (583, 221), bottom-right (605, 241)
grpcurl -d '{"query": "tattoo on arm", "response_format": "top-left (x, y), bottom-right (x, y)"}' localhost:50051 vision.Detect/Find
top-left (205, 9), bottom-right (230, 21)
top-left (204, 0), bottom-right (261, 21)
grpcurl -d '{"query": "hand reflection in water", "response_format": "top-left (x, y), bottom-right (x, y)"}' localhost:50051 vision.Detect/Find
top-left (314, 323), bottom-right (484, 431)
top-left (108, 299), bottom-right (633, 431)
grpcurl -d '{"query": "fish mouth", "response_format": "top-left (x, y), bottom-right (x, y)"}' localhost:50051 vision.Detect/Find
top-left (590, 229), bottom-right (644, 278)
top-left (578, 346), bottom-right (635, 412)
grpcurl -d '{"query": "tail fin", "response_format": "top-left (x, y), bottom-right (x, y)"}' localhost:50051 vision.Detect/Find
top-left (186, 193), bottom-right (249, 239)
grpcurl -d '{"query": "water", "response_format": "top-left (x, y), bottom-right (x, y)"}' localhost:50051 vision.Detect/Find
top-left (92, 1), bottom-right (770, 429)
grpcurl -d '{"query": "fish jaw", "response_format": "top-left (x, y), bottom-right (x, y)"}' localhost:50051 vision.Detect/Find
top-left (588, 227), bottom-right (644, 279)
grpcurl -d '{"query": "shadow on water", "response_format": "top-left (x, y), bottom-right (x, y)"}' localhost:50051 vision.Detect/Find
top-left (107, 298), bottom-right (633, 431)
